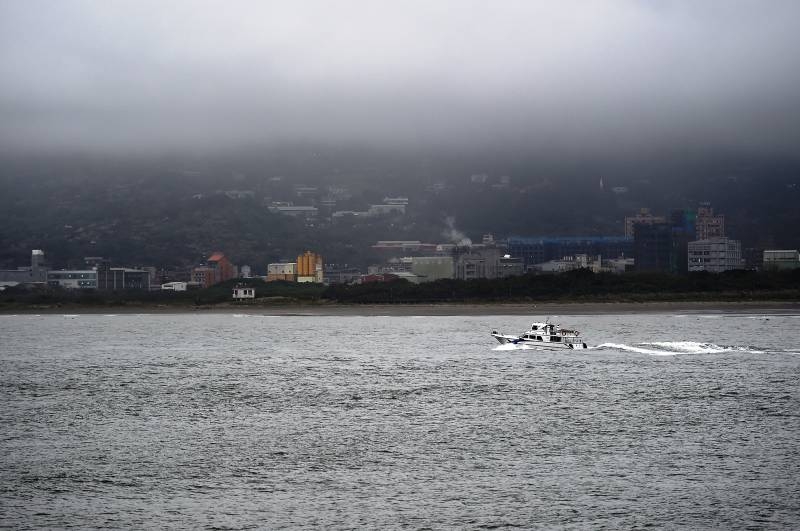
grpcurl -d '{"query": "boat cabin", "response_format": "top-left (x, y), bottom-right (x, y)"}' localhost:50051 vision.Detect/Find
top-left (523, 322), bottom-right (579, 344)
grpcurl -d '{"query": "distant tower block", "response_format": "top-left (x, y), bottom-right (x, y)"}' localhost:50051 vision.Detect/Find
top-left (31, 249), bottom-right (45, 270)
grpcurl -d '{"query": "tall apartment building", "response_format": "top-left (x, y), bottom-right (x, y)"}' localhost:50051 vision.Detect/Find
top-left (634, 224), bottom-right (679, 273)
top-left (688, 237), bottom-right (742, 272)
top-left (695, 204), bottom-right (725, 240)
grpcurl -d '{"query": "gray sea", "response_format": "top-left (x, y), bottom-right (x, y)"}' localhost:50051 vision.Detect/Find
top-left (1, 311), bottom-right (799, 529)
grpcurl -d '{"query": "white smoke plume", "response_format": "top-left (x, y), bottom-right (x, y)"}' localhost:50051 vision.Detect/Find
top-left (443, 216), bottom-right (472, 247)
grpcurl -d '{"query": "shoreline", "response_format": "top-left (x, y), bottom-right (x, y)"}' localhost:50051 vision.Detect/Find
top-left (2, 300), bottom-right (799, 316)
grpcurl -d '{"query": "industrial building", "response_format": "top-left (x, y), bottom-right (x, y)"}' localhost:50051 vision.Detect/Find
top-left (297, 251), bottom-right (324, 283)
top-left (96, 266), bottom-right (151, 290)
top-left (267, 262), bottom-right (297, 282)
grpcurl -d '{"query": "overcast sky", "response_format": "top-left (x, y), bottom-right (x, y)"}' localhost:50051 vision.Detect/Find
top-left (1, 0), bottom-right (799, 156)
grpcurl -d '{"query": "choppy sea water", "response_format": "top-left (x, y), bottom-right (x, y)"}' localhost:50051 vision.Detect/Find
top-left (1, 311), bottom-right (799, 529)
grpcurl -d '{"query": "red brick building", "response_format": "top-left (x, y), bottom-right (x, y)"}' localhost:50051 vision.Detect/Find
top-left (192, 252), bottom-right (237, 288)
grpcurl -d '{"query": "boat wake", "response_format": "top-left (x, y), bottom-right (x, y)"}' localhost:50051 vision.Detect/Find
top-left (594, 341), bottom-right (765, 355)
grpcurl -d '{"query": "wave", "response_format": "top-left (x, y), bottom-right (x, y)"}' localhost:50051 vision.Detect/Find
top-left (595, 341), bottom-right (765, 355)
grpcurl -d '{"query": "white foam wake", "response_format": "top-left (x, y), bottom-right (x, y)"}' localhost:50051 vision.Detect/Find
top-left (594, 343), bottom-right (675, 356)
top-left (595, 341), bottom-right (765, 355)
top-left (644, 341), bottom-right (730, 354)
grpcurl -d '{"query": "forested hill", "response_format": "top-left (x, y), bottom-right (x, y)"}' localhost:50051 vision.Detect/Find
top-left (1, 148), bottom-right (799, 271)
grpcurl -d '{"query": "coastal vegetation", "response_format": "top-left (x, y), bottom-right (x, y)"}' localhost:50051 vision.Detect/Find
top-left (2, 269), bottom-right (799, 311)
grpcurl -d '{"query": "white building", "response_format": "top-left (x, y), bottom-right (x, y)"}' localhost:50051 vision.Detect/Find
top-left (367, 204), bottom-right (406, 216)
top-left (267, 205), bottom-right (319, 218)
top-left (232, 287), bottom-right (256, 300)
top-left (688, 238), bottom-right (742, 272)
top-left (47, 270), bottom-right (97, 289)
top-left (161, 281), bottom-right (188, 291)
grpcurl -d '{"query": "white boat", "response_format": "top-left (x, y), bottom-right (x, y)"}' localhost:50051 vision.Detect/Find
top-left (491, 321), bottom-right (588, 349)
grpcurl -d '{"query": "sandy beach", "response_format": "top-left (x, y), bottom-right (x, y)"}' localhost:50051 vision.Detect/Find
top-left (4, 300), bottom-right (799, 316)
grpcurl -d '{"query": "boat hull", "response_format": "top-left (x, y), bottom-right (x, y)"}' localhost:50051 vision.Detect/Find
top-left (491, 332), bottom-right (588, 349)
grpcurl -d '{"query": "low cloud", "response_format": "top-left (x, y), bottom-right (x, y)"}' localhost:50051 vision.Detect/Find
top-left (1, 1), bottom-right (799, 156)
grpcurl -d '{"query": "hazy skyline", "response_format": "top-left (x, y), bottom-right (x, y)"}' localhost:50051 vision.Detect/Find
top-left (1, 1), bottom-right (799, 156)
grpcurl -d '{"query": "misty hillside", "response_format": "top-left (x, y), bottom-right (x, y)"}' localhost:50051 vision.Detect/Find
top-left (2, 149), bottom-right (799, 271)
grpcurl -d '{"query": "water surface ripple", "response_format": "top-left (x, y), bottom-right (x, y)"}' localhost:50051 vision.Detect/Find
top-left (1, 312), bottom-right (799, 528)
